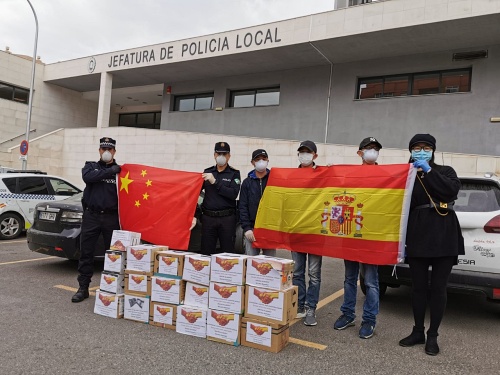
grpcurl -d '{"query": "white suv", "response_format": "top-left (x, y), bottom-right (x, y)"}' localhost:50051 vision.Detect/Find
top-left (0, 171), bottom-right (82, 240)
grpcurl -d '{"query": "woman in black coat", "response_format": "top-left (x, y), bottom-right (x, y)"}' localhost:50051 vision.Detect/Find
top-left (399, 134), bottom-right (465, 356)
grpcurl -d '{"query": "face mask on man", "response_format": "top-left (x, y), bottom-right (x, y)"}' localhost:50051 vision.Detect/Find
top-left (101, 150), bottom-right (113, 163)
top-left (362, 149), bottom-right (379, 164)
top-left (298, 152), bottom-right (314, 166)
top-left (411, 150), bottom-right (432, 162)
top-left (254, 160), bottom-right (268, 172)
top-left (216, 155), bottom-right (227, 166)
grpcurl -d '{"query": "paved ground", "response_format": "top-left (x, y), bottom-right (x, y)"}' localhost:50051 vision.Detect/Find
top-left (1, 236), bottom-right (499, 375)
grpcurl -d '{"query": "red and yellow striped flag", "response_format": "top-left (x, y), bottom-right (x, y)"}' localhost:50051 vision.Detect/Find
top-left (253, 164), bottom-right (416, 265)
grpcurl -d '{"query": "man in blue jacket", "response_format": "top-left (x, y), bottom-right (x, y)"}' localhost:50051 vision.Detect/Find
top-left (239, 149), bottom-right (276, 257)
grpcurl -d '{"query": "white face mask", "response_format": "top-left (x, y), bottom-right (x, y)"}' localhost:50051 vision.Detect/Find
top-left (216, 155), bottom-right (227, 167)
top-left (362, 149), bottom-right (379, 164)
top-left (254, 160), bottom-right (268, 172)
top-left (101, 150), bottom-right (113, 163)
top-left (298, 152), bottom-right (314, 166)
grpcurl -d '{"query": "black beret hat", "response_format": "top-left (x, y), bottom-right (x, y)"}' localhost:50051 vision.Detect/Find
top-left (100, 137), bottom-right (116, 148)
top-left (409, 134), bottom-right (436, 151)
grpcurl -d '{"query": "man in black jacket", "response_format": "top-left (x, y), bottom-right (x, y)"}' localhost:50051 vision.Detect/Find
top-left (72, 137), bottom-right (121, 303)
top-left (239, 149), bottom-right (276, 257)
top-left (200, 142), bottom-right (241, 255)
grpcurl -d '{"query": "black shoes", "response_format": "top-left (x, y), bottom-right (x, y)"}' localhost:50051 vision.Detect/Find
top-left (71, 287), bottom-right (89, 303)
top-left (425, 334), bottom-right (440, 356)
top-left (399, 326), bottom-right (426, 347)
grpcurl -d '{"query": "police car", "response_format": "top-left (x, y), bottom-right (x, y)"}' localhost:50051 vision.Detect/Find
top-left (375, 173), bottom-right (500, 301)
top-left (0, 170), bottom-right (82, 240)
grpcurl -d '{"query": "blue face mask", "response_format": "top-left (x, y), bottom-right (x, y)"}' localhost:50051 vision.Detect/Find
top-left (411, 150), bottom-right (432, 161)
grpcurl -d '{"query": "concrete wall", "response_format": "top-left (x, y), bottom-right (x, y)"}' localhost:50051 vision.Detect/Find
top-left (0, 51), bottom-right (99, 151)
top-left (160, 66), bottom-right (331, 144)
top-left (2, 127), bottom-right (499, 190)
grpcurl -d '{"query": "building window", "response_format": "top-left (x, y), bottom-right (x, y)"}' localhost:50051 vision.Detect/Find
top-left (357, 69), bottom-right (471, 99)
top-left (0, 82), bottom-right (30, 104)
top-left (118, 112), bottom-right (161, 129)
top-left (173, 92), bottom-right (214, 112)
top-left (229, 86), bottom-right (280, 108)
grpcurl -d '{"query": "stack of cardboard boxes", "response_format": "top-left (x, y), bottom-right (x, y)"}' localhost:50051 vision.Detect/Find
top-left (241, 255), bottom-right (297, 353)
top-left (94, 230), bottom-right (141, 319)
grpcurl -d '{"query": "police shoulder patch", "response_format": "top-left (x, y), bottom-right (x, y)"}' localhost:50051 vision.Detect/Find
top-left (234, 178), bottom-right (241, 185)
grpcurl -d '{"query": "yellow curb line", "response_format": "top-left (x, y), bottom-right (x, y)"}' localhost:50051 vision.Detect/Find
top-left (0, 257), bottom-right (56, 266)
top-left (1, 239), bottom-right (27, 244)
top-left (289, 337), bottom-right (327, 350)
top-left (54, 285), bottom-right (96, 296)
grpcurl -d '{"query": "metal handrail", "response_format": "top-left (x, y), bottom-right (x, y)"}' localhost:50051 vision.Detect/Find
top-left (0, 129), bottom-right (36, 145)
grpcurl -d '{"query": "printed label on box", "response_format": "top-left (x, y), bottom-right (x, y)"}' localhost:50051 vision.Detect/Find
top-left (176, 306), bottom-right (207, 338)
top-left (152, 303), bottom-right (175, 325)
top-left (209, 282), bottom-right (244, 314)
top-left (158, 256), bottom-right (179, 276)
top-left (245, 321), bottom-right (272, 347)
top-left (246, 256), bottom-right (293, 290)
top-left (124, 294), bottom-right (150, 323)
top-left (210, 253), bottom-right (247, 285)
top-left (99, 272), bottom-right (124, 294)
top-left (104, 250), bottom-right (126, 273)
top-left (151, 276), bottom-right (184, 304)
top-left (94, 290), bottom-right (124, 319)
top-left (110, 230), bottom-right (141, 251)
top-left (185, 282), bottom-right (209, 308)
top-left (126, 245), bottom-right (157, 273)
top-left (207, 309), bottom-right (240, 343)
top-left (183, 255), bottom-right (211, 286)
top-left (246, 286), bottom-right (285, 322)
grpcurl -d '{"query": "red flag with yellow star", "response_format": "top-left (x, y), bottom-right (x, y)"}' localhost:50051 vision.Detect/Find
top-left (118, 164), bottom-right (203, 249)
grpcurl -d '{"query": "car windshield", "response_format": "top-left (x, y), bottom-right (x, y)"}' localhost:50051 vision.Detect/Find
top-left (455, 180), bottom-right (500, 212)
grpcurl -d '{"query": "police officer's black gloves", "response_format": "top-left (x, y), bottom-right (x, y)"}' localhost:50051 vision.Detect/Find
top-left (110, 165), bottom-right (121, 174)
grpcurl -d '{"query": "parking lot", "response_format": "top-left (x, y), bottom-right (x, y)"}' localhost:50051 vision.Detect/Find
top-left (1, 236), bottom-right (499, 375)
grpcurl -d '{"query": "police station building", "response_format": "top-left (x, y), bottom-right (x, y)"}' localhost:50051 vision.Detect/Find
top-left (1, 0), bottom-right (499, 186)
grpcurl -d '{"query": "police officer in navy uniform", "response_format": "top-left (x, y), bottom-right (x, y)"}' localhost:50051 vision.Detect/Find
top-left (72, 137), bottom-right (121, 303)
top-left (200, 142), bottom-right (241, 255)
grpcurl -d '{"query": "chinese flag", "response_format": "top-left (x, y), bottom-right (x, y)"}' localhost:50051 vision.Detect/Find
top-left (253, 164), bottom-right (416, 265)
top-left (117, 164), bottom-right (203, 250)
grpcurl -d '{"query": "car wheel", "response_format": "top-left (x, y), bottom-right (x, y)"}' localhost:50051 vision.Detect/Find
top-left (234, 224), bottom-right (244, 254)
top-left (360, 274), bottom-right (388, 298)
top-left (0, 212), bottom-right (24, 240)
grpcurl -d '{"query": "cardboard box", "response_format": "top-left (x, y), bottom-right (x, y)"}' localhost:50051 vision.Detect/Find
top-left (184, 282), bottom-right (209, 309)
top-left (154, 250), bottom-right (195, 277)
top-left (149, 301), bottom-right (177, 330)
top-left (124, 271), bottom-right (152, 296)
top-left (99, 271), bottom-right (125, 294)
top-left (240, 318), bottom-right (289, 353)
top-left (109, 230), bottom-right (141, 251)
top-left (103, 250), bottom-right (127, 273)
top-left (124, 293), bottom-right (150, 323)
top-left (210, 253), bottom-right (247, 285)
top-left (209, 282), bottom-right (245, 314)
top-left (182, 254), bottom-right (211, 286)
top-left (207, 309), bottom-right (241, 346)
top-left (246, 255), bottom-right (294, 290)
top-left (150, 276), bottom-right (185, 305)
top-left (244, 285), bottom-right (298, 325)
top-left (126, 245), bottom-right (167, 273)
top-left (176, 306), bottom-right (207, 338)
top-left (94, 290), bottom-right (124, 319)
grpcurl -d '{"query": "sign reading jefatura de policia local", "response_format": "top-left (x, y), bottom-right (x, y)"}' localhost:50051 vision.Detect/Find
top-left (104, 27), bottom-right (281, 70)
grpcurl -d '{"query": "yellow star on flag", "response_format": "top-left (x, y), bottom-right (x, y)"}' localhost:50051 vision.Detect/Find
top-left (141, 170), bottom-right (147, 177)
top-left (120, 172), bottom-right (134, 193)
top-left (146, 179), bottom-right (152, 187)
top-left (135, 200), bottom-right (141, 207)
top-left (143, 192), bottom-right (149, 200)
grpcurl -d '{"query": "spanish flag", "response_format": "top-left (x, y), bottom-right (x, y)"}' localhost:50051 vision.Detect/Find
top-left (117, 164), bottom-right (203, 250)
top-left (253, 164), bottom-right (416, 265)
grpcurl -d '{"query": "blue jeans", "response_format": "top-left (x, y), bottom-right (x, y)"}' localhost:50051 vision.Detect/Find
top-left (341, 260), bottom-right (379, 325)
top-left (244, 237), bottom-right (276, 257)
top-left (292, 252), bottom-right (322, 310)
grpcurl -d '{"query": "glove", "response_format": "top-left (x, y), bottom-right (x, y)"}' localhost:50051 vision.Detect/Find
top-left (413, 160), bottom-right (431, 173)
top-left (245, 230), bottom-right (256, 242)
top-left (202, 172), bottom-right (216, 184)
top-left (189, 217), bottom-right (197, 231)
top-left (110, 165), bottom-right (121, 174)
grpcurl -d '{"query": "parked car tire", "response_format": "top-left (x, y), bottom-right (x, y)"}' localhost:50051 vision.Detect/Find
top-left (234, 224), bottom-right (245, 254)
top-left (0, 212), bottom-right (24, 240)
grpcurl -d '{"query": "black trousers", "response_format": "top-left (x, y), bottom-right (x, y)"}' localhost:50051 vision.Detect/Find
top-left (77, 210), bottom-right (120, 288)
top-left (200, 214), bottom-right (236, 255)
top-left (407, 256), bottom-right (456, 336)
